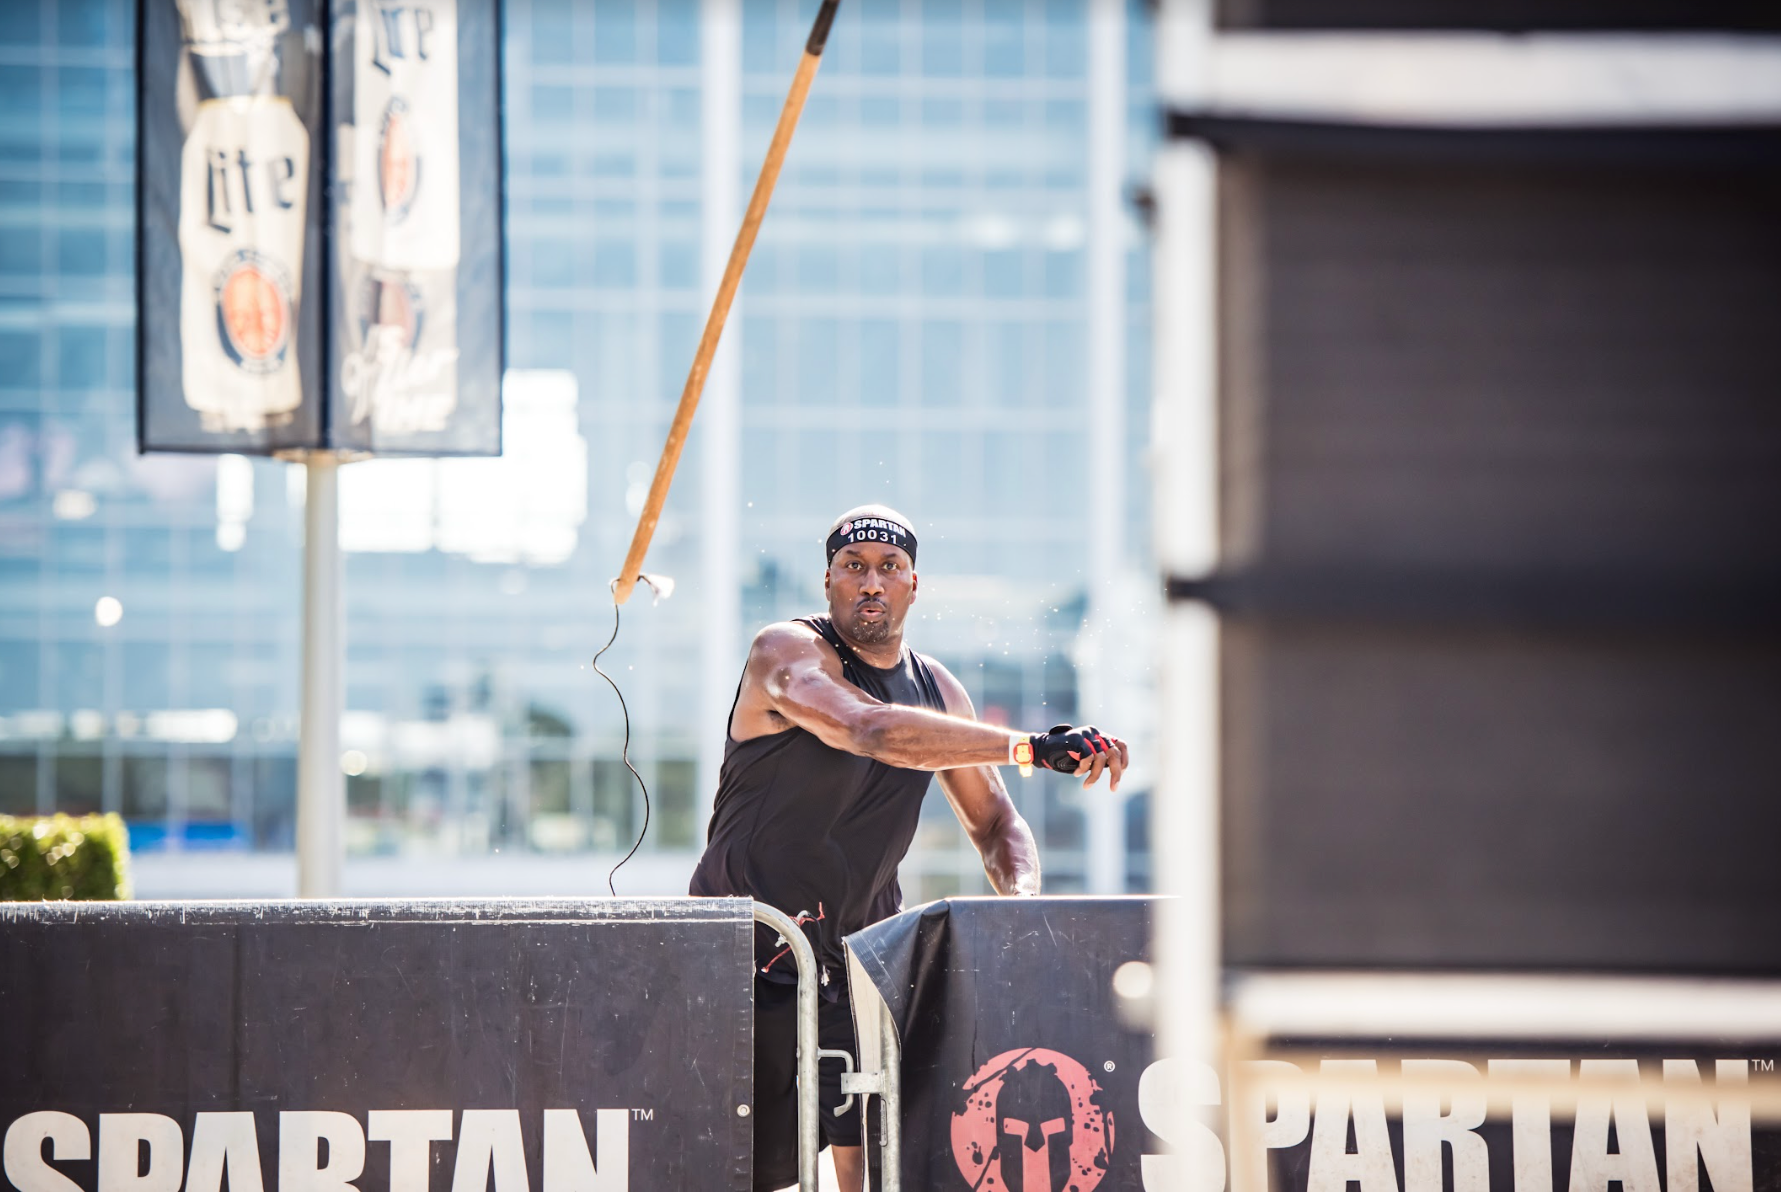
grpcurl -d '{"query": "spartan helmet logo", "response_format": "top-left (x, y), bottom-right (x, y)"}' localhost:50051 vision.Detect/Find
top-left (951, 1048), bottom-right (1115, 1192)
top-left (998, 1056), bottom-right (1073, 1191)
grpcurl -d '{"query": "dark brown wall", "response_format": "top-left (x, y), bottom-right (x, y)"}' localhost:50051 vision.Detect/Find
top-left (1212, 134), bottom-right (1781, 972)
top-left (1221, 149), bottom-right (1781, 575)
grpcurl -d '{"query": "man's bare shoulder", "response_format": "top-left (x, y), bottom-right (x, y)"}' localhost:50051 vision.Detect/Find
top-left (748, 619), bottom-right (826, 658)
top-left (743, 620), bottom-right (844, 681)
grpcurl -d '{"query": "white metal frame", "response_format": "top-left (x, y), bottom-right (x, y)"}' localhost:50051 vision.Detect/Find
top-left (1231, 971), bottom-right (1781, 1043)
top-left (1174, 33), bottom-right (1781, 127)
top-left (843, 946), bottom-right (903, 1192)
top-left (750, 902), bottom-right (821, 1192)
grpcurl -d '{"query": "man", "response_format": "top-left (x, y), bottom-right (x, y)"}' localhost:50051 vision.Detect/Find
top-left (689, 504), bottom-right (1130, 1192)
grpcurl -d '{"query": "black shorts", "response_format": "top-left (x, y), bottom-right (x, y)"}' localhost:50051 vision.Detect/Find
top-left (751, 975), bottom-right (862, 1192)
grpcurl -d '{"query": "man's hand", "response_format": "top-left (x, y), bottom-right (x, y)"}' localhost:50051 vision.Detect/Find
top-left (1029, 724), bottom-right (1130, 790)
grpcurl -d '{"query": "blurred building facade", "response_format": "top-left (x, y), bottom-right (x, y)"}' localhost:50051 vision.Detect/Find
top-left (0, 0), bottom-right (1156, 898)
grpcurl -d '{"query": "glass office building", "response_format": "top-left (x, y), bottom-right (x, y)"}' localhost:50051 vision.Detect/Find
top-left (0, 0), bottom-right (1155, 898)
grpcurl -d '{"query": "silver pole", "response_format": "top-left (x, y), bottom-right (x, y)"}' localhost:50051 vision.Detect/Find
top-left (876, 997), bottom-right (901, 1192)
top-left (1083, 0), bottom-right (1130, 896)
top-left (296, 452), bottom-right (343, 897)
top-left (697, 0), bottom-right (743, 823)
top-left (1153, 0), bottom-right (1226, 1180)
top-left (752, 902), bottom-right (820, 1192)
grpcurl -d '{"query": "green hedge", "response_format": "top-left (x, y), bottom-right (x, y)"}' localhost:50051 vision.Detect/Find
top-left (0, 813), bottom-right (132, 901)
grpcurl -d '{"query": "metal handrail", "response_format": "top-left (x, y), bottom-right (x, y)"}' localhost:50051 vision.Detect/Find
top-left (840, 953), bottom-right (902, 1192)
top-left (869, 1002), bottom-right (902, 1192)
top-left (881, 1020), bottom-right (900, 1192)
top-left (752, 902), bottom-right (820, 1192)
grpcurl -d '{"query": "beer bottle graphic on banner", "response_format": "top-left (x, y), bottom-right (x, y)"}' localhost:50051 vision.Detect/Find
top-left (177, 99), bottom-right (308, 432)
top-left (352, 0), bottom-right (460, 271)
top-left (337, 0), bottom-right (465, 442)
top-left (176, 0), bottom-right (309, 433)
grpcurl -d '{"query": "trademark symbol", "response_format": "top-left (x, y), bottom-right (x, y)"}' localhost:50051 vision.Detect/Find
top-left (1756, 1060), bottom-right (1776, 1074)
top-left (1104, 1061), bottom-right (1116, 1072)
top-left (632, 1108), bottom-right (655, 1121)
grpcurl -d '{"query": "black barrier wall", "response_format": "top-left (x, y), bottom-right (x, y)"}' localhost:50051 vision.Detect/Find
top-left (0, 900), bottom-right (754, 1192)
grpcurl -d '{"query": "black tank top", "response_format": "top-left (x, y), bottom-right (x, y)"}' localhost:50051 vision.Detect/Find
top-left (688, 615), bottom-right (949, 988)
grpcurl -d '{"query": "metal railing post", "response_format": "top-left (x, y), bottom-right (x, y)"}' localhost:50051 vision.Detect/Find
top-left (838, 950), bottom-right (901, 1192)
top-left (876, 997), bottom-right (901, 1192)
top-left (752, 902), bottom-right (820, 1192)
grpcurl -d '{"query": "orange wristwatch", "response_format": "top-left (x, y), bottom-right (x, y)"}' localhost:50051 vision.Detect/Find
top-left (1010, 736), bottom-right (1034, 777)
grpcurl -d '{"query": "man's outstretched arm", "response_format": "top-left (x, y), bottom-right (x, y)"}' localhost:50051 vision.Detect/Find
top-left (751, 622), bottom-right (1128, 788)
top-left (752, 622), bottom-right (1017, 770)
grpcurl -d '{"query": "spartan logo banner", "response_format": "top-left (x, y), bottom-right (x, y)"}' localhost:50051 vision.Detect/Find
top-left (328, 0), bottom-right (502, 456)
top-left (845, 899), bottom-right (1781, 1192)
top-left (139, 0), bottom-right (327, 451)
top-left (0, 899), bottom-right (755, 1191)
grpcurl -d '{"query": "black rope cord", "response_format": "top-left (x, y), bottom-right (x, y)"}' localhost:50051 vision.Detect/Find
top-left (594, 596), bottom-right (650, 896)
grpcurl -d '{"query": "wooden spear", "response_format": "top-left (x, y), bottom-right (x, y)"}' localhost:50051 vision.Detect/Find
top-left (612, 0), bottom-right (842, 604)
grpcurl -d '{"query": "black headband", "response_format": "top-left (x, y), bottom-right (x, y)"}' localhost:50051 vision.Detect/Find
top-left (826, 515), bottom-right (917, 565)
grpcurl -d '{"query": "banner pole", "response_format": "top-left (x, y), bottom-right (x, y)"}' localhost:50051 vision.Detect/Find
top-left (297, 452), bottom-right (344, 897)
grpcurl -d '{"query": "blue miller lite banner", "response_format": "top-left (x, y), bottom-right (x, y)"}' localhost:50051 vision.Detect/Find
top-left (138, 0), bottom-right (502, 457)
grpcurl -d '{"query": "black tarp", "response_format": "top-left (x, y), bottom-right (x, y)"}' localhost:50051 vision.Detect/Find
top-left (846, 897), bottom-right (1159, 1192)
top-left (0, 899), bottom-right (753, 1191)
